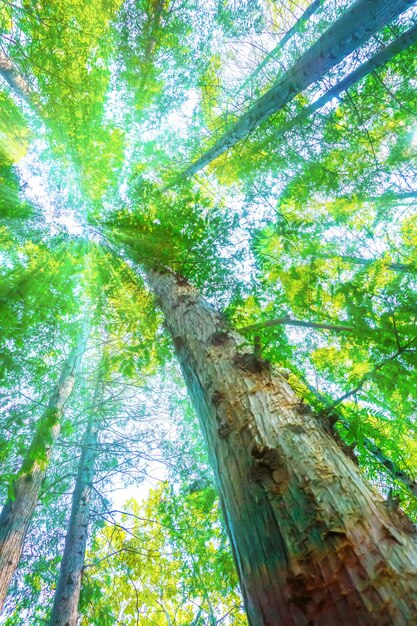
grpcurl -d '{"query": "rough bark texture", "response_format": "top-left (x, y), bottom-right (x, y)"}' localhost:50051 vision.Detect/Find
top-left (48, 373), bottom-right (103, 626)
top-left (0, 321), bottom-right (90, 612)
top-left (302, 380), bottom-right (417, 501)
top-left (184, 0), bottom-right (415, 177)
top-left (146, 268), bottom-right (417, 626)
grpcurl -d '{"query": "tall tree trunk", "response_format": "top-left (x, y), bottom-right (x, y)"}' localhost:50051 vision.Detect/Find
top-left (146, 268), bottom-right (417, 625)
top-left (183, 0), bottom-right (415, 177)
top-left (0, 51), bottom-right (33, 106)
top-left (244, 22), bottom-right (417, 160)
top-left (48, 365), bottom-right (104, 626)
top-left (0, 320), bottom-right (91, 611)
top-left (238, 0), bottom-right (323, 94)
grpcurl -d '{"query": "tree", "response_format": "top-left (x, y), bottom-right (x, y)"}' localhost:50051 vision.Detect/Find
top-left (182, 0), bottom-right (416, 177)
top-left (0, 318), bottom-right (91, 610)
top-left (2, 0), bottom-right (417, 623)
top-left (48, 353), bottom-right (105, 626)
top-left (141, 266), bottom-right (417, 625)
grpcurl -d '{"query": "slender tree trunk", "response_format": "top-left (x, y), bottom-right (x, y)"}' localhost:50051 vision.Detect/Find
top-left (238, 0), bottom-right (323, 94)
top-left (183, 0), bottom-right (414, 177)
top-left (0, 320), bottom-right (91, 611)
top-left (250, 22), bottom-right (417, 158)
top-left (48, 366), bottom-right (104, 626)
top-left (137, 0), bottom-right (166, 89)
top-left (146, 268), bottom-right (417, 625)
top-left (0, 51), bottom-right (33, 106)
top-left (367, 190), bottom-right (417, 202)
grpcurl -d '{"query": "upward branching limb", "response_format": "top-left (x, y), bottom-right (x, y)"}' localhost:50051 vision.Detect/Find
top-left (239, 315), bottom-right (354, 334)
top-left (324, 335), bottom-right (417, 414)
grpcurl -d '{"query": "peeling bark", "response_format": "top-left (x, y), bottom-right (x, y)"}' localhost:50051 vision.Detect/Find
top-left (48, 368), bottom-right (104, 626)
top-left (0, 320), bottom-right (91, 612)
top-left (183, 0), bottom-right (415, 177)
top-left (146, 268), bottom-right (417, 626)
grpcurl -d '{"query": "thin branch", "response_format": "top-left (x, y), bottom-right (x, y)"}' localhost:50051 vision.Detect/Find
top-left (324, 336), bottom-right (417, 414)
top-left (239, 315), bottom-right (353, 334)
top-left (237, 0), bottom-right (323, 94)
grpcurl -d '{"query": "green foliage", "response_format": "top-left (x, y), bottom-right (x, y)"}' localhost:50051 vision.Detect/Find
top-left (80, 483), bottom-right (247, 625)
top-left (2, 1), bottom-right (417, 622)
top-left (106, 179), bottom-right (242, 292)
top-left (215, 0), bottom-right (265, 37)
top-left (0, 91), bottom-right (30, 163)
top-left (4, 0), bottom-right (125, 201)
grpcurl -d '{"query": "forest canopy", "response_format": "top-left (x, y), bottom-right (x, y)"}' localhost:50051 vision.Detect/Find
top-left (1, 0), bottom-right (417, 624)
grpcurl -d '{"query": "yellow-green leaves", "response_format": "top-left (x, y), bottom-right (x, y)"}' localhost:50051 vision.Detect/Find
top-left (81, 483), bottom-right (247, 625)
top-left (0, 91), bottom-right (30, 162)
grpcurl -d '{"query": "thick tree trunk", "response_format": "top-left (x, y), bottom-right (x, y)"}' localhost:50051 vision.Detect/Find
top-left (48, 370), bottom-right (103, 626)
top-left (184, 0), bottom-right (415, 177)
top-left (0, 320), bottom-right (91, 611)
top-left (146, 268), bottom-right (417, 626)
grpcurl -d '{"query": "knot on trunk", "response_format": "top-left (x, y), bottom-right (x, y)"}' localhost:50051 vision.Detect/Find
top-left (250, 444), bottom-right (289, 491)
top-left (384, 492), bottom-right (416, 535)
top-left (173, 336), bottom-right (184, 351)
top-left (175, 274), bottom-right (190, 286)
top-left (317, 410), bottom-right (338, 433)
top-left (233, 353), bottom-right (270, 374)
top-left (210, 331), bottom-right (230, 347)
top-left (211, 390), bottom-right (225, 406)
top-left (217, 423), bottom-right (232, 439)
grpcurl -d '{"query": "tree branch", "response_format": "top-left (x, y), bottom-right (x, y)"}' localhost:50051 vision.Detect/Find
top-left (239, 315), bottom-right (353, 334)
top-left (324, 336), bottom-right (417, 414)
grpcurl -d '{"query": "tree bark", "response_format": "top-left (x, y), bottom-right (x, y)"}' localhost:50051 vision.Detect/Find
top-left (300, 377), bottom-right (417, 499)
top-left (48, 366), bottom-right (104, 626)
top-left (183, 0), bottom-right (415, 177)
top-left (146, 267), bottom-right (417, 626)
top-left (0, 319), bottom-right (91, 612)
